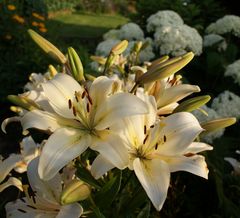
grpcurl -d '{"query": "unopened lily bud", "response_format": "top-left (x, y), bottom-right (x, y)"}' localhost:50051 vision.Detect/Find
top-left (48, 65), bottom-right (58, 77)
top-left (60, 179), bottom-right (91, 205)
top-left (201, 117), bottom-right (236, 135)
top-left (133, 41), bottom-right (143, 53)
top-left (173, 95), bottom-right (211, 113)
top-left (90, 56), bottom-right (106, 65)
top-left (85, 73), bottom-right (96, 81)
top-left (131, 66), bottom-right (147, 82)
top-left (111, 40), bottom-right (128, 55)
top-left (104, 53), bottom-right (118, 73)
top-left (68, 47), bottom-right (85, 82)
top-left (7, 95), bottom-right (39, 111)
top-left (137, 52), bottom-right (194, 84)
top-left (149, 55), bottom-right (169, 70)
top-left (28, 29), bottom-right (67, 64)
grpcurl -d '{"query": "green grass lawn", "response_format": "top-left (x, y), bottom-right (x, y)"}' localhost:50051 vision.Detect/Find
top-left (45, 12), bottom-right (129, 66)
top-left (47, 12), bottom-right (129, 39)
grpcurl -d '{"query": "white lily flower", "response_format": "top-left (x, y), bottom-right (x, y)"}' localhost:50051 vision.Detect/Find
top-left (5, 157), bottom-right (83, 218)
top-left (93, 111), bottom-right (212, 211)
top-left (0, 136), bottom-right (40, 192)
top-left (147, 75), bottom-right (200, 115)
top-left (22, 73), bottom-right (148, 180)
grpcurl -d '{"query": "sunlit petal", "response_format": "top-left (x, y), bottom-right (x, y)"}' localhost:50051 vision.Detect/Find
top-left (133, 158), bottom-right (170, 211)
top-left (167, 155), bottom-right (209, 179)
top-left (185, 142), bottom-right (213, 154)
top-left (89, 76), bottom-right (116, 106)
top-left (157, 112), bottom-right (203, 155)
top-left (21, 110), bottom-right (79, 132)
top-left (157, 84), bottom-right (200, 108)
top-left (94, 93), bottom-right (148, 130)
top-left (42, 73), bottom-right (82, 119)
top-left (0, 154), bottom-right (22, 183)
top-left (0, 177), bottom-right (23, 192)
top-left (91, 155), bottom-right (115, 179)
top-left (1, 116), bottom-right (20, 133)
top-left (38, 128), bottom-right (90, 180)
top-left (91, 132), bottom-right (129, 169)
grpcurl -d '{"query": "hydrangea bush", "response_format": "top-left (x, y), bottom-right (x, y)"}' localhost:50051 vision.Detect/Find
top-left (0, 29), bottom-right (236, 217)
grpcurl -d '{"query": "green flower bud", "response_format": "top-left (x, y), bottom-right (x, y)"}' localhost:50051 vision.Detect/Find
top-left (28, 29), bottom-right (67, 64)
top-left (201, 117), bottom-right (236, 135)
top-left (111, 40), bottom-right (128, 55)
top-left (137, 52), bottom-right (194, 84)
top-left (48, 65), bottom-right (58, 78)
top-left (61, 179), bottom-right (91, 205)
top-left (173, 95), bottom-right (211, 113)
top-left (68, 47), bottom-right (85, 82)
top-left (7, 95), bottom-right (40, 111)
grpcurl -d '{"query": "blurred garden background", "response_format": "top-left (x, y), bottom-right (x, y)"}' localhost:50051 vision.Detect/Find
top-left (1, 0), bottom-right (240, 217)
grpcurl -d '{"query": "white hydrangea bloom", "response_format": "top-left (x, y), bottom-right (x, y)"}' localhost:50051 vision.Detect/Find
top-left (103, 29), bottom-right (121, 40)
top-left (224, 59), bottom-right (240, 86)
top-left (103, 23), bottom-right (144, 41)
top-left (124, 40), bottom-right (155, 62)
top-left (95, 39), bottom-right (121, 56)
top-left (206, 15), bottom-right (240, 37)
top-left (203, 34), bottom-right (227, 51)
top-left (211, 91), bottom-right (240, 119)
top-left (192, 105), bottom-right (224, 143)
top-left (154, 24), bottom-right (203, 56)
top-left (146, 10), bottom-right (184, 32)
top-left (119, 23), bottom-right (144, 40)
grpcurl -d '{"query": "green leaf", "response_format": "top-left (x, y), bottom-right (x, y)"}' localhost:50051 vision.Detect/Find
top-left (137, 202), bottom-right (151, 218)
top-left (94, 170), bottom-right (122, 208)
top-left (76, 164), bottom-right (101, 189)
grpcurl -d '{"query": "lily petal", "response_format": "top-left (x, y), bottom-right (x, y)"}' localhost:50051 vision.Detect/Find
top-left (167, 155), bottom-right (209, 179)
top-left (42, 73), bottom-right (82, 119)
top-left (56, 203), bottom-right (83, 218)
top-left (27, 158), bottom-right (62, 204)
top-left (91, 132), bottom-right (129, 170)
top-left (94, 93), bottom-right (148, 130)
top-left (0, 177), bottom-right (23, 192)
top-left (21, 110), bottom-right (79, 132)
top-left (157, 102), bottom-right (178, 115)
top-left (1, 116), bottom-right (20, 133)
top-left (157, 84), bottom-right (200, 108)
top-left (89, 76), bottom-right (116, 106)
top-left (38, 128), bottom-right (90, 180)
top-left (185, 142), bottom-right (213, 154)
top-left (157, 112), bottom-right (203, 155)
top-left (0, 154), bottom-right (22, 182)
top-left (5, 198), bottom-right (58, 218)
top-left (133, 158), bottom-right (170, 211)
top-left (91, 155), bottom-right (115, 179)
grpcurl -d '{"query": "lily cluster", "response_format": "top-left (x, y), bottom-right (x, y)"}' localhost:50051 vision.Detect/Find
top-left (1, 30), bottom-right (236, 217)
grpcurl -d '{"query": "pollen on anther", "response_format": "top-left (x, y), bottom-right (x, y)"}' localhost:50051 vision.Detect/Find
top-left (143, 134), bottom-right (148, 144)
top-left (68, 99), bottom-right (72, 109)
top-left (163, 135), bottom-right (167, 142)
top-left (81, 90), bottom-right (86, 99)
top-left (17, 209), bottom-right (26, 213)
top-left (155, 142), bottom-right (159, 150)
top-left (72, 106), bottom-right (77, 116)
top-left (87, 103), bottom-right (90, 113)
top-left (144, 125), bottom-right (147, 134)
